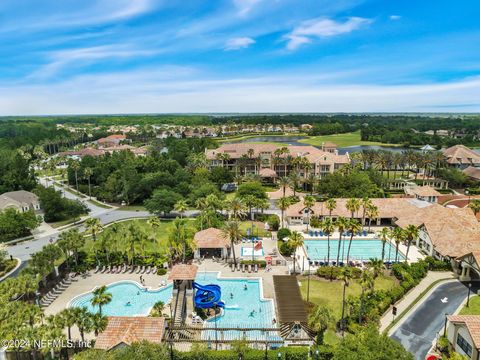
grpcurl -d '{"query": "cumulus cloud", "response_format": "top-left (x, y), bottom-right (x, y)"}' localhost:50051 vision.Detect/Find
top-left (285, 17), bottom-right (372, 50)
top-left (225, 37), bottom-right (255, 50)
top-left (389, 15), bottom-right (401, 20)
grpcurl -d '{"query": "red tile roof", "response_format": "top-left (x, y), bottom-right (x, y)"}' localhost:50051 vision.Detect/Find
top-left (95, 317), bottom-right (165, 350)
top-left (168, 264), bottom-right (198, 280)
top-left (448, 315), bottom-right (480, 349)
top-left (194, 228), bottom-right (230, 248)
top-left (443, 145), bottom-right (480, 165)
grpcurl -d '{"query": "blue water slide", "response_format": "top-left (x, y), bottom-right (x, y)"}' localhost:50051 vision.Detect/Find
top-left (193, 282), bottom-right (225, 308)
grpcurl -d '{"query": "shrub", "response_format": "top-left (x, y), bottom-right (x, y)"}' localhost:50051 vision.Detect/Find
top-left (277, 228), bottom-right (291, 241)
top-left (316, 266), bottom-right (362, 280)
top-left (309, 216), bottom-right (321, 228)
top-left (267, 215), bottom-right (280, 231)
top-left (157, 268), bottom-right (167, 276)
top-left (425, 256), bottom-right (452, 271)
top-left (279, 241), bottom-right (294, 257)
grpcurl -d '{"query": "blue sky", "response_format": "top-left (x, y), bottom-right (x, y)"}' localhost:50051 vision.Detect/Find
top-left (0, 0), bottom-right (479, 115)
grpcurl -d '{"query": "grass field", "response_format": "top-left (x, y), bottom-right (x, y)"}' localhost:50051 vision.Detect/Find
top-left (299, 274), bottom-right (397, 318)
top-left (88, 199), bottom-right (112, 209)
top-left (459, 295), bottom-right (480, 315)
top-left (298, 131), bottom-right (398, 148)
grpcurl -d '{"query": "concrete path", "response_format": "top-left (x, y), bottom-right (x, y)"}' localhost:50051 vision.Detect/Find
top-left (380, 271), bottom-right (454, 333)
top-left (390, 280), bottom-right (473, 360)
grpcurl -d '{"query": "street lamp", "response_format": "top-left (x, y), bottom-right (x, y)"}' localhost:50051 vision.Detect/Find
top-left (443, 313), bottom-right (448, 337)
top-left (307, 258), bottom-right (311, 303)
top-left (467, 283), bottom-right (473, 307)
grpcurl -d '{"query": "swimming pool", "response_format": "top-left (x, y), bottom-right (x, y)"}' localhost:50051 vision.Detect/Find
top-left (69, 281), bottom-right (173, 316)
top-left (69, 273), bottom-right (280, 342)
top-left (303, 239), bottom-right (404, 262)
top-left (241, 247), bottom-right (264, 257)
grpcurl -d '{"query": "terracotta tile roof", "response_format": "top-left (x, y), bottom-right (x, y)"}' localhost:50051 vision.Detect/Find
top-left (168, 264), bottom-right (198, 280)
top-left (410, 185), bottom-right (442, 197)
top-left (106, 134), bottom-right (127, 139)
top-left (443, 145), bottom-right (480, 165)
top-left (448, 315), bottom-right (480, 349)
top-left (259, 168), bottom-right (278, 178)
top-left (95, 317), bottom-right (165, 350)
top-left (194, 228), bottom-right (230, 248)
top-left (59, 148), bottom-right (105, 157)
top-left (267, 186), bottom-right (297, 200)
top-left (464, 166), bottom-right (480, 181)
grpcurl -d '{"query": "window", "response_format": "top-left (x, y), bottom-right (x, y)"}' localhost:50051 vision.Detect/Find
top-left (456, 333), bottom-right (473, 357)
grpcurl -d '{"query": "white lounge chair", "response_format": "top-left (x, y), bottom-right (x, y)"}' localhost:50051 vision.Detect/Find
top-left (254, 264), bottom-right (258, 273)
top-left (152, 266), bottom-right (157, 274)
top-left (136, 266), bottom-right (141, 274)
top-left (94, 266), bottom-right (100, 273)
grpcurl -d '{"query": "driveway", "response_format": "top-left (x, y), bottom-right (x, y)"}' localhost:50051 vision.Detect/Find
top-left (390, 281), bottom-right (474, 359)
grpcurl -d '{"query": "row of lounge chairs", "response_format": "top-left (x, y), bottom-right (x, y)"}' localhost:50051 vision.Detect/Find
top-left (230, 262), bottom-right (259, 273)
top-left (309, 230), bottom-right (369, 237)
top-left (93, 265), bottom-right (158, 275)
top-left (40, 274), bottom-right (76, 308)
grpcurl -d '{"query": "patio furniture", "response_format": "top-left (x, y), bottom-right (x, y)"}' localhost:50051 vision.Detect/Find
top-left (309, 231), bottom-right (313, 236)
top-left (254, 264), bottom-right (258, 272)
top-left (152, 266), bottom-right (157, 274)
top-left (94, 266), bottom-right (100, 273)
top-left (136, 266), bottom-right (141, 274)
top-left (242, 264), bottom-right (245, 272)
top-left (111, 266), bottom-right (117, 273)
top-left (248, 264), bottom-right (252, 273)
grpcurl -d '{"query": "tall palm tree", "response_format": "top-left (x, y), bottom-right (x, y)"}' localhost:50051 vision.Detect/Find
top-left (278, 176), bottom-right (290, 197)
top-left (325, 198), bottom-right (337, 219)
top-left (339, 267), bottom-right (352, 335)
top-left (346, 198), bottom-right (361, 221)
top-left (368, 258), bottom-right (384, 286)
top-left (358, 270), bottom-right (374, 324)
top-left (227, 198), bottom-right (246, 220)
top-left (276, 197), bottom-right (291, 228)
top-left (222, 221), bottom-right (242, 267)
top-left (58, 308), bottom-right (77, 341)
top-left (360, 197), bottom-right (372, 229)
top-left (90, 313), bottom-right (108, 336)
top-left (303, 195), bottom-right (316, 232)
top-left (174, 199), bottom-right (188, 218)
top-left (404, 224), bottom-right (419, 262)
top-left (365, 204), bottom-right (379, 232)
top-left (288, 231), bottom-right (304, 274)
top-left (69, 160), bottom-right (81, 192)
top-left (74, 307), bottom-right (93, 342)
top-left (392, 227), bottom-right (405, 263)
top-left (335, 217), bottom-right (348, 266)
top-left (91, 285), bottom-right (112, 316)
top-left (84, 167), bottom-right (93, 199)
top-left (85, 218), bottom-right (103, 242)
top-left (289, 172), bottom-right (301, 196)
top-left (320, 218), bottom-right (335, 269)
top-left (345, 219), bottom-right (362, 265)
top-left (379, 227), bottom-right (390, 263)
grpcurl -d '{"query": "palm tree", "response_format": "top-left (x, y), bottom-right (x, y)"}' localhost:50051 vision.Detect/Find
top-left (151, 301), bottom-right (165, 317)
top-left (345, 219), bottom-right (362, 265)
top-left (168, 218), bottom-right (194, 263)
top-left (320, 218), bottom-right (335, 269)
top-left (227, 198), bottom-right (246, 220)
top-left (289, 172), bottom-right (300, 196)
top-left (58, 308), bottom-right (77, 341)
top-left (335, 217), bottom-right (348, 266)
top-left (278, 176), bottom-right (290, 197)
top-left (358, 270), bottom-right (374, 324)
top-left (85, 217), bottom-right (103, 242)
top-left (288, 231), bottom-right (304, 274)
top-left (339, 267), bottom-right (352, 335)
top-left (303, 195), bottom-right (316, 232)
top-left (74, 307), bottom-right (92, 342)
top-left (404, 224), bottom-right (419, 262)
top-left (468, 199), bottom-right (480, 215)
top-left (90, 313), bottom-right (108, 336)
top-left (308, 305), bottom-right (334, 344)
top-left (325, 198), bottom-right (337, 219)
top-left (91, 285), bottom-right (112, 316)
top-left (392, 227), bottom-right (405, 263)
top-left (276, 197), bottom-right (291, 228)
top-left (379, 227), bottom-right (390, 263)
top-left (69, 160), bottom-right (81, 192)
top-left (222, 221), bottom-right (242, 268)
top-left (360, 197), bottom-right (372, 229)
top-left (147, 216), bottom-right (162, 229)
top-left (365, 204), bottom-right (379, 232)
top-left (84, 167), bottom-right (93, 199)
top-left (346, 198), bottom-right (361, 221)
top-left (174, 199), bottom-right (188, 218)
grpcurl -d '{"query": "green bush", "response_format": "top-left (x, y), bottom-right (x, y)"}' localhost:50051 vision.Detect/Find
top-left (277, 228), bottom-right (291, 241)
top-left (267, 215), bottom-right (280, 231)
top-left (279, 241), bottom-right (294, 257)
top-left (425, 256), bottom-right (452, 271)
top-left (157, 268), bottom-right (167, 275)
top-left (316, 266), bottom-right (362, 280)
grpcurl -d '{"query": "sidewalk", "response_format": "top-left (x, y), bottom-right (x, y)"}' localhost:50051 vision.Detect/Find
top-left (380, 271), bottom-right (454, 333)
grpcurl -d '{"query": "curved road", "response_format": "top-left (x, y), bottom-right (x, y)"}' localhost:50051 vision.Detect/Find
top-left (391, 280), bottom-right (475, 359)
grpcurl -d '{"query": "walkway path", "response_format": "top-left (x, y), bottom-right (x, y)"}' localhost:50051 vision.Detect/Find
top-left (380, 271), bottom-right (454, 333)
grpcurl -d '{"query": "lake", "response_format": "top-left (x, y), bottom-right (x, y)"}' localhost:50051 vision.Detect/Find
top-left (222, 135), bottom-right (414, 154)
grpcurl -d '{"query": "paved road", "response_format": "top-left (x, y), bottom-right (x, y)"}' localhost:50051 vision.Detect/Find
top-left (391, 281), bottom-right (475, 359)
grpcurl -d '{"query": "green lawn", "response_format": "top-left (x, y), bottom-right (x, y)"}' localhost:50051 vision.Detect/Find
top-left (299, 275), bottom-right (397, 318)
top-left (298, 131), bottom-right (398, 148)
top-left (49, 218), bottom-right (78, 229)
top-left (88, 199), bottom-right (113, 209)
top-left (459, 295), bottom-right (480, 315)
top-left (239, 221), bottom-right (270, 238)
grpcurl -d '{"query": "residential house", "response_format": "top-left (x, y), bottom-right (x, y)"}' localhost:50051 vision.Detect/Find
top-left (0, 190), bottom-right (41, 213)
top-left (443, 145), bottom-right (480, 169)
top-left (446, 315), bottom-right (480, 359)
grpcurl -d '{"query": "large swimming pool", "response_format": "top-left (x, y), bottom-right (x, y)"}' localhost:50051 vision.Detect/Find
top-left (69, 272), bottom-right (279, 341)
top-left (304, 239), bottom-right (404, 262)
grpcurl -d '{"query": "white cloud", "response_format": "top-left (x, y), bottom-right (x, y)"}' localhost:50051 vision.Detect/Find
top-left (225, 37), bottom-right (255, 50)
top-left (1, 71), bottom-right (480, 115)
top-left (389, 15), bottom-right (401, 20)
top-left (285, 17), bottom-right (372, 50)
top-left (233, 0), bottom-right (261, 16)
